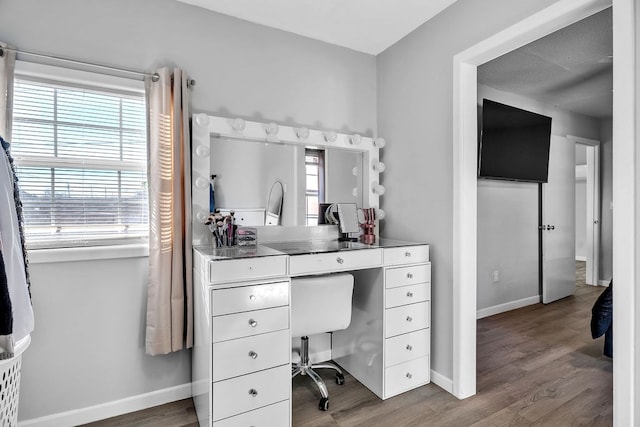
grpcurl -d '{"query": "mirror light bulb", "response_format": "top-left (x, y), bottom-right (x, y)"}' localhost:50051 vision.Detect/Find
top-left (195, 144), bottom-right (210, 158)
top-left (373, 137), bottom-right (386, 148)
top-left (296, 127), bottom-right (310, 140)
top-left (350, 134), bottom-right (362, 145)
top-left (194, 176), bottom-right (209, 190)
top-left (352, 188), bottom-right (358, 197)
top-left (352, 166), bottom-right (358, 176)
top-left (324, 131), bottom-right (338, 143)
top-left (195, 210), bottom-right (208, 222)
top-left (373, 161), bottom-right (386, 173)
top-left (265, 122), bottom-right (279, 137)
top-left (195, 113), bottom-right (209, 126)
top-left (372, 183), bottom-right (386, 195)
top-left (232, 118), bottom-right (246, 132)
top-left (376, 208), bottom-right (386, 220)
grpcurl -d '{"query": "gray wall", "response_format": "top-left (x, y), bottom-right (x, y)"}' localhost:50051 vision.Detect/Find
top-left (475, 85), bottom-right (600, 314)
top-left (0, 0), bottom-right (377, 421)
top-left (377, 0), bottom-right (600, 379)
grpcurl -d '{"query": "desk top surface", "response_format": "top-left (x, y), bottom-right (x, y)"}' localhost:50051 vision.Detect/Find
top-left (194, 238), bottom-right (426, 260)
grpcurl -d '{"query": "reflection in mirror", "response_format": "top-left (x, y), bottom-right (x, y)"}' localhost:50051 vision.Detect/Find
top-left (210, 137), bottom-right (363, 226)
top-left (265, 181), bottom-right (284, 226)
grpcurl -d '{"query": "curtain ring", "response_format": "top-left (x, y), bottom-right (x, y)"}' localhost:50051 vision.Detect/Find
top-left (152, 72), bottom-right (160, 82)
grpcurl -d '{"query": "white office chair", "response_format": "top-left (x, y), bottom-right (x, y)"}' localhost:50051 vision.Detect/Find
top-left (291, 273), bottom-right (354, 411)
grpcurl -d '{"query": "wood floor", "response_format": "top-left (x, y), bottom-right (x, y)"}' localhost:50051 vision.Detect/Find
top-left (85, 261), bottom-right (612, 426)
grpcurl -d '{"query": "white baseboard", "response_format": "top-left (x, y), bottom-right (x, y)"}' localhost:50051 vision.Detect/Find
top-left (476, 296), bottom-right (540, 319)
top-left (18, 383), bottom-right (192, 427)
top-left (430, 369), bottom-right (453, 394)
top-left (599, 279), bottom-right (612, 286)
top-left (575, 256), bottom-right (587, 261)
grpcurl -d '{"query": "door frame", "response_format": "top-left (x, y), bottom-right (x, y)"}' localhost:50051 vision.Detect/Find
top-left (453, 0), bottom-right (637, 423)
top-left (569, 135), bottom-right (601, 286)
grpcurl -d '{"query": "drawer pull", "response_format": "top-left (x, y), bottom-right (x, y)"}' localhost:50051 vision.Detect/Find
top-left (249, 351), bottom-right (258, 359)
top-left (248, 388), bottom-right (258, 397)
top-left (405, 252), bottom-right (412, 257)
top-left (249, 294), bottom-right (256, 301)
top-left (406, 373), bottom-right (413, 379)
top-left (407, 292), bottom-right (414, 298)
top-left (336, 257), bottom-right (344, 264)
top-left (406, 316), bottom-right (413, 322)
top-left (407, 273), bottom-right (413, 279)
top-left (406, 344), bottom-right (413, 351)
top-left (248, 319), bottom-right (258, 328)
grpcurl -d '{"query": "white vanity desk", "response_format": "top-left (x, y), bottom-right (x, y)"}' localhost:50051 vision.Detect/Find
top-left (192, 239), bottom-right (431, 427)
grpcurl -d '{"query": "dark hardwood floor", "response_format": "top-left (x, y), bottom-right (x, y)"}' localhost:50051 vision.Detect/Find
top-left (85, 261), bottom-right (612, 426)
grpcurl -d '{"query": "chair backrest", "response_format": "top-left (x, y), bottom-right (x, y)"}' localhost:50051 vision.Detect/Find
top-left (291, 273), bottom-right (354, 338)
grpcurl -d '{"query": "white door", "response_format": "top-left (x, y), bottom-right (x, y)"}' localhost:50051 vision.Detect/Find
top-left (542, 135), bottom-right (576, 303)
top-left (585, 144), bottom-right (601, 285)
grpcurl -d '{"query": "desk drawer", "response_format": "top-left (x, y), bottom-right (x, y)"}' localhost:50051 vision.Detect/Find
top-left (385, 283), bottom-right (430, 308)
top-left (212, 400), bottom-right (289, 427)
top-left (385, 264), bottom-right (430, 289)
top-left (385, 328), bottom-right (430, 367)
top-left (289, 248), bottom-right (383, 276)
top-left (213, 306), bottom-right (289, 343)
top-left (212, 329), bottom-right (290, 382)
top-left (385, 301), bottom-right (430, 338)
top-left (384, 356), bottom-right (430, 398)
top-left (213, 281), bottom-right (289, 316)
top-left (209, 256), bottom-right (287, 283)
top-left (384, 245), bottom-right (429, 266)
top-left (212, 365), bottom-right (290, 421)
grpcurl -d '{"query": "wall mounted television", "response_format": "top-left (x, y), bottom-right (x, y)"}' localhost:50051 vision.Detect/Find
top-left (478, 99), bottom-right (552, 183)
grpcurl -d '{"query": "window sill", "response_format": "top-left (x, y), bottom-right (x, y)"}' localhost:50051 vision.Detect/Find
top-left (28, 243), bottom-right (149, 264)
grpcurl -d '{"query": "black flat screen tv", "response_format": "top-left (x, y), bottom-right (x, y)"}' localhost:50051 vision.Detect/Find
top-left (478, 99), bottom-right (552, 183)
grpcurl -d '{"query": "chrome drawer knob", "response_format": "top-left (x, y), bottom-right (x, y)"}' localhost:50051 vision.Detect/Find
top-left (407, 292), bottom-right (414, 297)
top-left (406, 373), bottom-right (412, 379)
top-left (248, 388), bottom-right (258, 397)
top-left (407, 273), bottom-right (413, 279)
top-left (406, 344), bottom-right (413, 351)
top-left (249, 319), bottom-right (258, 328)
top-left (406, 316), bottom-right (413, 322)
top-left (405, 252), bottom-right (412, 257)
top-left (249, 351), bottom-right (258, 359)
top-left (336, 257), bottom-right (344, 264)
top-left (249, 294), bottom-right (256, 301)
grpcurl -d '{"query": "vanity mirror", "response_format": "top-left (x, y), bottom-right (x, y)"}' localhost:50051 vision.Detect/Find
top-left (191, 114), bottom-right (385, 245)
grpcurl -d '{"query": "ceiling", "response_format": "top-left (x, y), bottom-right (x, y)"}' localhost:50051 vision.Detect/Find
top-left (176, 0), bottom-right (459, 55)
top-left (177, 1), bottom-right (612, 119)
top-left (478, 8), bottom-right (613, 119)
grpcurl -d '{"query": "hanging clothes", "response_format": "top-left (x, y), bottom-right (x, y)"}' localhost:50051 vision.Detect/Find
top-left (0, 136), bottom-right (34, 359)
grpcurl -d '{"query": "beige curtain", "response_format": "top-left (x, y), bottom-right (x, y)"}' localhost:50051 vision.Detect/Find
top-left (145, 68), bottom-right (193, 355)
top-left (0, 42), bottom-right (15, 139)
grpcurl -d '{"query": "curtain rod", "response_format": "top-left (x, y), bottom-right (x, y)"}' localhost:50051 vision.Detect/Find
top-left (0, 46), bottom-right (196, 87)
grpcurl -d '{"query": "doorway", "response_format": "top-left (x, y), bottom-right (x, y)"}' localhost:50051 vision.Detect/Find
top-left (453, 0), bottom-right (637, 423)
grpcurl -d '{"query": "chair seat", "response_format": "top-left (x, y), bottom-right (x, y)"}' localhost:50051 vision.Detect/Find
top-left (291, 273), bottom-right (354, 338)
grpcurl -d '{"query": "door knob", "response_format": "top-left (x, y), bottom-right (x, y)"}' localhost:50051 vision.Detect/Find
top-left (548, 225), bottom-right (555, 230)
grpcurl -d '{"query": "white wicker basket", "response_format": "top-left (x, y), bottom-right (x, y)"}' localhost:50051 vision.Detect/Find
top-left (0, 336), bottom-right (30, 427)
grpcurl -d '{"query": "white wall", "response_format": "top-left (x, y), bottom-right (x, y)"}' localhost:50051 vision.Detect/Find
top-left (0, 0), bottom-right (377, 422)
top-left (376, 0), bottom-right (602, 379)
top-left (475, 85), bottom-right (600, 314)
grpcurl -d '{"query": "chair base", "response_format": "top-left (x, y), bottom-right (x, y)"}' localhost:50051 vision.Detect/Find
top-left (292, 336), bottom-right (345, 411)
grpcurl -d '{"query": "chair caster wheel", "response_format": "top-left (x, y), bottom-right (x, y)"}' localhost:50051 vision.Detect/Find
top-left (336, 373), bottom-right (345, 385)
top-left (319, 397), bottom-right (329, 411)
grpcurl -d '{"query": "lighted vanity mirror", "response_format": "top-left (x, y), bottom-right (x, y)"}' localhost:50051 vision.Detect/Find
top-left (210, 136), bottom-right (363, 226)
top-left (190, 114), bottom-right (381, 245)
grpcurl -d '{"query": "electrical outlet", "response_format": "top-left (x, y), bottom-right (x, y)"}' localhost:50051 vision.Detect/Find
top-left (493, 269), bottom-right (500, 283)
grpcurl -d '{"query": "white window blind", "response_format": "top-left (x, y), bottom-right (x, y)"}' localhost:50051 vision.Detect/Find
top-left (10, 65), bottom-right (148, 248)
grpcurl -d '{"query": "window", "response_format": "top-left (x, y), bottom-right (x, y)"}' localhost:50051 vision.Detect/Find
top-left (10, 62), bottom-right (148, 248)
top-left (305, 148), bottom-right (325, 225)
